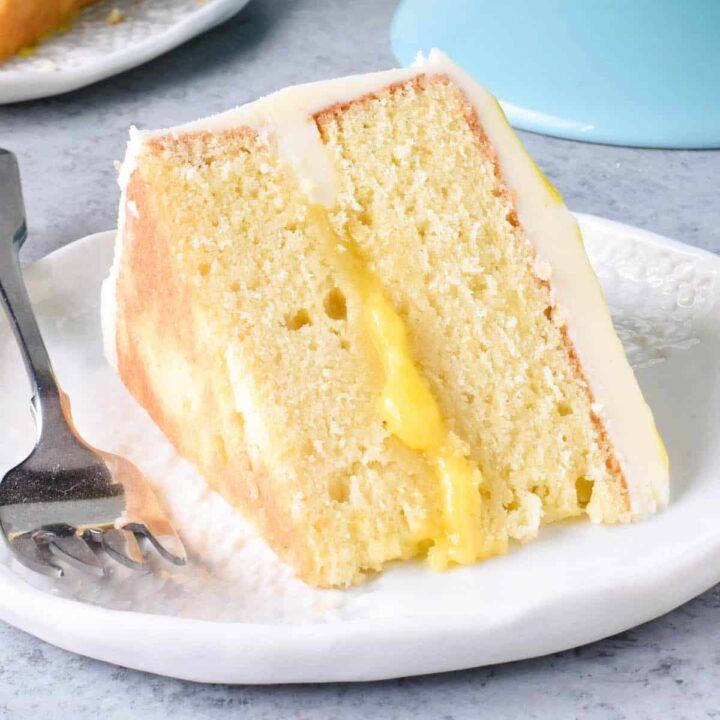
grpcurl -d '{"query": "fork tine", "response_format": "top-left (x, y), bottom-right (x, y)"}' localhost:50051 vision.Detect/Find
top-left (10, 533), bottom-right (63, 578)
top-left (124, 522), bottom-right (186, 566)
top-left (121, 530), bottom-right (146, 565)
top-left (146, 531), bottom-right (186, 566)
top-left (98, 528), bottom-right (145, 570)
top-left (100, 452), bottom-right (186, 567)
top-left (39, 533), bottom-right (106, 577)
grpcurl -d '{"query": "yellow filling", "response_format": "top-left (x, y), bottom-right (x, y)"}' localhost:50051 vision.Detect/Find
top-left (311, 206), bottom-right (482, 569)
top-left (16, 16), bottom-right (76, 59)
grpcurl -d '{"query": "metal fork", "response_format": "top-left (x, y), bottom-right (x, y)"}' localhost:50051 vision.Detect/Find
top-left (0, 149), bottom-right (185, 577)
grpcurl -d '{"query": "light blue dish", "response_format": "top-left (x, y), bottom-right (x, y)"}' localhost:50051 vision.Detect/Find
top-left (391, 0), bottom-right (720, 148)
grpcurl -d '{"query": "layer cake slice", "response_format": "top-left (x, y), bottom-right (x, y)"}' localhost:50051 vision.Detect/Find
top-left (102, 51), bottom-right (669, 587)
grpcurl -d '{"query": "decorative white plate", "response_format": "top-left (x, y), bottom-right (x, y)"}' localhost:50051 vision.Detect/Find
top-left (0, 0), bottom-right (250, 104)
top-left (0, 214), bottom-right (718, 684)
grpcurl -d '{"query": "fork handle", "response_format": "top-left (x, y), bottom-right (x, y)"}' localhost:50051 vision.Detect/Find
top-left (0, 150), bottom-right (68, 430)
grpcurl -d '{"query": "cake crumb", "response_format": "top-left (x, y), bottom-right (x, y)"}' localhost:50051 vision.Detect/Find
top-left (38, 60), bottom-right (57, 72)
top-left (106, 8), bottom-right (125, 25)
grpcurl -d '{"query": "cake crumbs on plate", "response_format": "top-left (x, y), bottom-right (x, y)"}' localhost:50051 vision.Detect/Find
top-left (106, 8), bottom-right (125, 25)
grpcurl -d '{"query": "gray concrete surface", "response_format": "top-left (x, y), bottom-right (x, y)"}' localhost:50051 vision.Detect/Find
top-left (1, 0), bottom-right (719, 717)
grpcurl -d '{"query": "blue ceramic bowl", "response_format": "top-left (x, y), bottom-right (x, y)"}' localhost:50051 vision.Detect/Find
top-left (391, 0), bottom-right (720, 148)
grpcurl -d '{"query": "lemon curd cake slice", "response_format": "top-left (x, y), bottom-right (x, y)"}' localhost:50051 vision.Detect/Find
top-left (102, 51), bottom-right (669, 587)
top-left (0, 0), bottom-right (98, 61)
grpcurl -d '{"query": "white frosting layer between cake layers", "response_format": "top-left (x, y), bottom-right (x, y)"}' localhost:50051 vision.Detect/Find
top-left (103, 50), bottom-right (669, 518)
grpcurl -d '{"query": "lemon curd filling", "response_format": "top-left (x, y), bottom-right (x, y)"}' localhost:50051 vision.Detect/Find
top-left (16, 16), bottom-right (76, 58)
top-left (311, 206), bottom-right (483, 569)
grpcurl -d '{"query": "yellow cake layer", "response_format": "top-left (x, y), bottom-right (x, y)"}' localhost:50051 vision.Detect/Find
top-left (105, 53), bottom-right (668, 587)
top-left (316, 76), bottom-right (634, 534)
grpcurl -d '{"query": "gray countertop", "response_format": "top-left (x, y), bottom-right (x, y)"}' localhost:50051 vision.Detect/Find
top-left (1, 0), bottom-right (719, 717)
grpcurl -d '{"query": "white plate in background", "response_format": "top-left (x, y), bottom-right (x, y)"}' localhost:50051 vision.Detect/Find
top-left (0, 0), bottom-right (250, 104)
top-left (0, 214), bottom-right (718, 683)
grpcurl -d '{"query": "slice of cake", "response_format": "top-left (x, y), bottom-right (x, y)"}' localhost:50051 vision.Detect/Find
top-left (102, 51), bottom-right (669, 587)
top-left (0, 0), bottom-right (97, 61)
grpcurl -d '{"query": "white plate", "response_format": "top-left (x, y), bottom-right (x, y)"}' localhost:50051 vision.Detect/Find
top-left (0, 214), bottom-right (718, 684)
top-left (0, 0), bottom-right (250, 104)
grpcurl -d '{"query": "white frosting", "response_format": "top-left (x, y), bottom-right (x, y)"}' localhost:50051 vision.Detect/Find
top-left (101, 50), bottom-right (668, 518)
